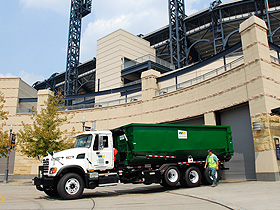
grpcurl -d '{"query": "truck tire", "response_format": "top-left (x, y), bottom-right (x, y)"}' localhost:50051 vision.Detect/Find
top-left (43, 187), bottom-right (58, 197)
top-left (161, 166), bottom-right (180, 187)
top-left (57, 173), bottom-right (85, 200)
top-left (181, 167), bottom-right (201, 188)
top-left (202, 167), bottom-right (221, 185)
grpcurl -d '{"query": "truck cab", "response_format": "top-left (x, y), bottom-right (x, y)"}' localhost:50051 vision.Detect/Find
top-left (33, 130), bottom-right (118, 199)
top-left (75, 130), bottom-right (114, 171)
top-left (45, 130), bottom-right (114, 177)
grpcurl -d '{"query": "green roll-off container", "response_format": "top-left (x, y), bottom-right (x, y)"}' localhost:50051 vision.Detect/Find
top-left (112, 123), bottom-right (234, 165)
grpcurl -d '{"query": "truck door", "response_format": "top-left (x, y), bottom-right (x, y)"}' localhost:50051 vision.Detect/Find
top-left (92, 134), bottom-right (114, 170)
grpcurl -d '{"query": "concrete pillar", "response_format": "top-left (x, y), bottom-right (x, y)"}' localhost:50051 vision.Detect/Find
top-left (240, 15), bottom-right (280, 181)
top-left (204, 112), bottom-right (216, 125)
top-left (36, 89), bottom-right (53, 113)
top-left (240, 15), bottom-right (270, 64)
top-left (141, 70), bottom-right (161, 101)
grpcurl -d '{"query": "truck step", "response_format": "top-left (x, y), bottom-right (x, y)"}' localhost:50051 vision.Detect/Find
top-left (98, 183), bottom-right (118, 187)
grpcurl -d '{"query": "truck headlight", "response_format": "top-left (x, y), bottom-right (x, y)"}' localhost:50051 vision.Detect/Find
top-left (49, 167), bottom-right (57, 174)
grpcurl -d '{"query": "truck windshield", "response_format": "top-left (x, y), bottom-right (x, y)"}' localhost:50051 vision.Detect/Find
top-left (75, 134), bottom-right (93, 148)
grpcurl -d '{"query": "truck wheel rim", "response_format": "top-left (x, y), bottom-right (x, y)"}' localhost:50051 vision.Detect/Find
top-left (65, 178), bottom-right (80, 195)
top-left (167, 169), bottom-right (178, 183)
top-left (189, 170), bottom-right (199, 183)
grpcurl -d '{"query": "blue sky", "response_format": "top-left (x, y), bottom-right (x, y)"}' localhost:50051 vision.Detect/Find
top-left (0, 0), bottom-right (215, 85)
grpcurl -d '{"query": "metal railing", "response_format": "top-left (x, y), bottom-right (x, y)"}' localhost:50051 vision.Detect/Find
top-left (156, 56), bottom-right (244, 96)
top-left (271, 55), bottom-right (280, 64)
top-left (121, 54), bottom-right (175, 71)
top-left (65, 94), bottom-right (142, 111)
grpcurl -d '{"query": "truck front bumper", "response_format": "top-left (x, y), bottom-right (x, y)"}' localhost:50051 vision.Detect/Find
top-left (32, 166), bottom-right (55, 191)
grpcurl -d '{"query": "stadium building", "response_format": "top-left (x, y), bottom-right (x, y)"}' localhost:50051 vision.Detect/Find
top-left (1, 0), bottom-right (280, 181)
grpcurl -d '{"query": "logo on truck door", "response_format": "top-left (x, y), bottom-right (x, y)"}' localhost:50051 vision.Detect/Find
top-left (178, 130), bottom-right (188, 139)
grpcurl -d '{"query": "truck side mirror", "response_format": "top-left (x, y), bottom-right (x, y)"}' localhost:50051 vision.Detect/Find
top-left (99, 136), bottom-right (104, 150)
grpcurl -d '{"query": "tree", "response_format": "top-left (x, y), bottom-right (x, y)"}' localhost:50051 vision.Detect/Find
top-left (0, 91), bottom-right (9, 157)
top-left (18, 92), bottom-right (75, 158)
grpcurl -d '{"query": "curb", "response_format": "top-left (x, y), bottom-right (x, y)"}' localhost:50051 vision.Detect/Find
top-left (0, 175), bottom-right (35, 180)
top-left (0, 179), bottom-right (33, 186)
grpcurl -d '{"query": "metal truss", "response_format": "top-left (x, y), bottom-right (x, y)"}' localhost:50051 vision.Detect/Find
top-left (65, 0), bottom-right (92, 96)
top-left (209, 0), bottom-right (223, 54)
top-left (33, 59), bottom-right (96, 95)
top-left (147, 0), bottom-right (280, 68)
top-left (255, 0), bottom-right (279, 42)
top-left (168, 0), bottom-right (188, 68)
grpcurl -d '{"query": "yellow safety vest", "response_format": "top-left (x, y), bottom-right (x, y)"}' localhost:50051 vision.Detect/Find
top-left (207, 154), bottom-right (217, 168)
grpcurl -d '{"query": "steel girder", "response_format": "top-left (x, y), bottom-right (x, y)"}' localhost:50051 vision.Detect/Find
top-left (64, 0), bottom-right (92, 96)
top-left (168, 0), bottom-right (188, 68)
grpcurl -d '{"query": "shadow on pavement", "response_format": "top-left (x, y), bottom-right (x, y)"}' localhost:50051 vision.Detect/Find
top-left (82, 185), bottom-right (179, 199)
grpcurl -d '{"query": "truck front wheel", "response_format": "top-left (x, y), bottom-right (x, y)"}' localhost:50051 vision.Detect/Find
top-left (161, 166), bottom-right (180, 187)
top-left (181, 167), bottom-right (201, 187)
top-left (43, 187), bottom-right (58, 197)
top-left (57, 173), bottom-right (85, 200)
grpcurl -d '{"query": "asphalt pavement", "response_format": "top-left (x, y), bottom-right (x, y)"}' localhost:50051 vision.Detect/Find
top-left (0, 179), bottom-right (280, 210)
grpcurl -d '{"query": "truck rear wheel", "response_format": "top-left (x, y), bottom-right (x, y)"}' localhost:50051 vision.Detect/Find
top-left (161, 166), bottom-right (180, 187)
top-left (181, 167), bottom-right (201, 187)
top-left (202, 167), bottom-right (221, 185)
top-left (57, 173), bottom-right (84, 200)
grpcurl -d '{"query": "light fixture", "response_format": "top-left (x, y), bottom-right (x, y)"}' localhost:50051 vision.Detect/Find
top-left (82, 117), bottom-right (86, 131)
top-left (253, 122), bottom-right (265, 130)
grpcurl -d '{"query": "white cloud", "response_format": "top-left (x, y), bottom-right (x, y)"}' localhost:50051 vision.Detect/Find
top-left (80, 0), bottom-right (169, 61)
top-left (0, 71), bottom-right (44, 86)
top-left (0, 73), bottom-right (17, 78)
top-left (19, 0), bottom-right (70, 15)
top-left (19, 71), bottom-right (45, 86)
top-left (80, 15), bottom-right (131, 61)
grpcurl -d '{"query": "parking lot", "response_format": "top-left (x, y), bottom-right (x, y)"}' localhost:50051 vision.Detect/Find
top-left (1, 180), bottom-right (280, 210)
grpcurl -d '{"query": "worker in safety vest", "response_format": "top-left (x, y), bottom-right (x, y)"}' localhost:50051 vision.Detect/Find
top-left (204, 149), bottom-right (219, 187)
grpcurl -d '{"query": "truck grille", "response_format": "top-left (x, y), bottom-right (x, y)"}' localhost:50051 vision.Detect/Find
top-left (42, 158), bottom-right (49, 174)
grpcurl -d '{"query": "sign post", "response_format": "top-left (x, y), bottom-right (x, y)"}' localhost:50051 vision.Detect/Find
top-left (3, 125), bottom-right (13, 184)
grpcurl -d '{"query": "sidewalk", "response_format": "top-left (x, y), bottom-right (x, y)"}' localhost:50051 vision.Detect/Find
top-left (0, 174), bottom-right (34, 186)
top-left (174, 180), bottom-right (280, 210)
top-left (1, 179), bottom-right (279, 209)
top-left (0, 179), bottom-right (33, 186)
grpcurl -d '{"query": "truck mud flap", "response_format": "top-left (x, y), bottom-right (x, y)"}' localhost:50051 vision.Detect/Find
top-left (143, 170), bottom-right (161, 184)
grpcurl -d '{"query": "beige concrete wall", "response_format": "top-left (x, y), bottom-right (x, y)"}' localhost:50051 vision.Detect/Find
top-left (0, 78), bottom-right (37, 116)
top-left (3, 58), bottom-right (280, 177)
top-left (18, 79), bottom-right (37, 113)
top-left (0, 78), bottom-right (39, 175)
top-left (95, 29), bottom-right (155, 103)
top-left (0, 78), bottom-right (21, 115)
top-left (204, 112), bottom-right (217, 125)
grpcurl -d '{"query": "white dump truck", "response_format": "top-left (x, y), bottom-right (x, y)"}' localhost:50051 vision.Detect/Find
top-left (33, 123), bottom-right (233, 200)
